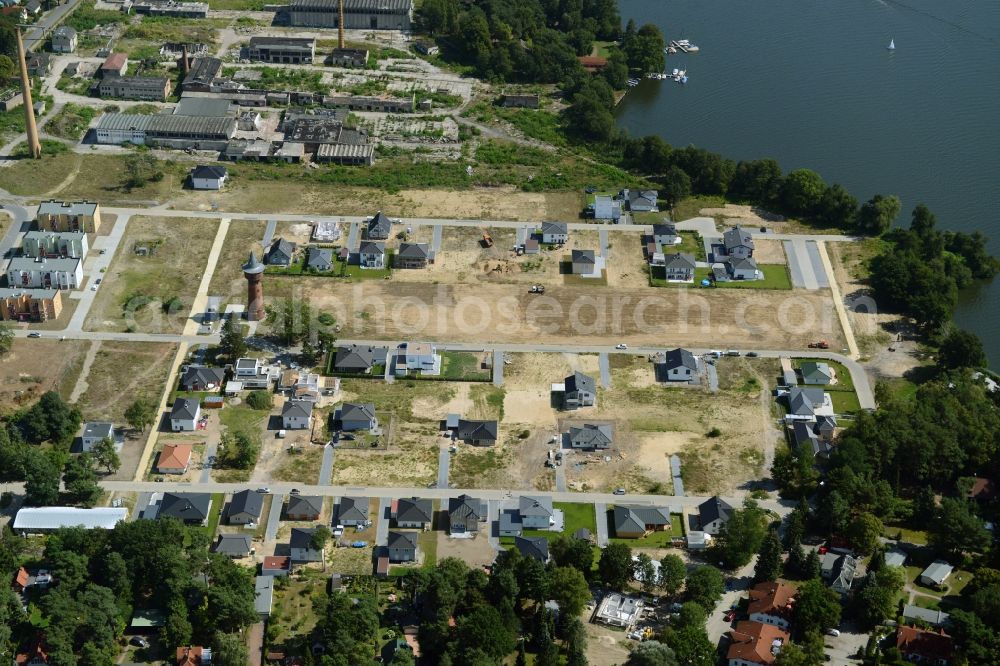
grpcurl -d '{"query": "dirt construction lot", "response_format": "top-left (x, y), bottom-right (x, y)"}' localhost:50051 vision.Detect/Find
top-left (85, 217), bottom-right (219, 334)
top-left (288, 279), bottom-right (843, 351)
top-left (0, 339), bottom-right (89, 414)
top-left (70, 341), bottom-right (177, 423)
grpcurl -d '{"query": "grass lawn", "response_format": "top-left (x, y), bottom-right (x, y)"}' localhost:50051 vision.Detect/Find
top-left (269, 570), bottom-right (325, 643)
top-left (272, 446), bottom-right (324, 483)
top-left (884, 525), bottom-right (928, 545)
top-left (438, 351), bottom-right (491, 381)
top-left (219, 405), bottom-right (266, 434)
top-left (912, 594), bottom-right (942, 611)
top-left (198, 493), bottom-right (224, 540)
top-left (338, 254), bottom-right (394, 279)
top-left (829, 390), bottom-right (861, 414)
top-left (558, 502), bottom-right (597, 535)
top-left (793, 359), bottom-right (856, 392)
top-left (44, 104), bottom-right (97, 141)
top-left (677, 232), bottom-right (706, 260)
top-left (562, 265), bottom-right (609, 287)
top-left (714, 264), bottom-right (793, 290)
top-left (419, 531), bottom-right (438, 567)
top-left (671, 195), bottom-right (726, 223)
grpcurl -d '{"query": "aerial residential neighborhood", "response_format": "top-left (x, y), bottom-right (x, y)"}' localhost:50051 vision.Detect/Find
top-left (0, 0), bottom-right (997, 663)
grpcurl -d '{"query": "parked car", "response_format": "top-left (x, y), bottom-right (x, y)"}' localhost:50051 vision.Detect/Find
top-left (613, 488), bottom-right (626, 495)
top-left (256, 487), bottom-right (270, 493)
top-left (746, 351), bottom-right (759, 357)
top-left (129, 637), bottom-right (149, 648)
top-left (826, 628), bottom-right (840, 637)
top-left (615, 343), bottom-right (628, 350)
top-left (724, 610), bottom-right (737, 622)
top-left (27, 332), bottom-right (40, 338)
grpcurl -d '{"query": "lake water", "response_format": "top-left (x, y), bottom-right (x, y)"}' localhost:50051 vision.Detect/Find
top-left (615, 0), bottom-right (1000, 367)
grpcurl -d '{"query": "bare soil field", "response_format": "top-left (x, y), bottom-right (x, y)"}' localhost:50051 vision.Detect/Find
top-left (0, 339), bottom-right (90, 415)
top-left (753, 239), bottom-right (787, 264)
top-left (436, 532), bottom-right (495, 568)
top-left (71, 341), bottom-right (177, 423)
top-left (207, 218), bottom-right (266, 298)
top-left (85, 217), bottom-right (219, 334)
top-left (606, 233), bottom-right (654, 289)
top-left (293, 280), bottom-right (843, 351)
top-left (697, 203), bottom-right (842, 235)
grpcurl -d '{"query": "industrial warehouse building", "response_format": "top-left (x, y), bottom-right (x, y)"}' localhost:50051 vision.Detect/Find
top-left (286, 0), bottom-right (412, 30)
top-left (247, 37), bottom-right (316, 64)
top-left (94, 112), bottom-right (237, 149)
top-left (96, 75), bottom-right (172, 101)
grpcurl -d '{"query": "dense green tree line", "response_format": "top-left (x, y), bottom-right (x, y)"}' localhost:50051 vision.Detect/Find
top-left (0, 519), bottom-right (256, 663)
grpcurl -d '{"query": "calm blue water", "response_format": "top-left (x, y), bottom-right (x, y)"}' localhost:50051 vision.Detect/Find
top-left (615, 0), bottom-right (1000, 367)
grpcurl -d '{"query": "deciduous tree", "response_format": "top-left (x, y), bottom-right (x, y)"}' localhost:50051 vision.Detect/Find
top-left (597, 542), bottom-right (633, 589)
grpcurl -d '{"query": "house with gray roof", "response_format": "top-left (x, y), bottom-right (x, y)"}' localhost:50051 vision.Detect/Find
top-left (359, 241), bottom-right (386, 269)
top-left (662, 348), bottom-right (698, 381)
top-left (884, 548), bottom-right (908, 568)
top-left (540, 222), bottom-right (568, 245)
top-left (612, 505), bottom-right (671, 539)
top-left (387, 530), bottom-right (418, 562)
top-left (515, 536), bottom-right (549, 562)
top-left (722, 225), bottom-right (755, 259)
top-left (623, 188), bottom-right (658, 212)
top-left (562, 371), bottom-right (596, 409)
top-left (787, 387), bottom-right (830, 419)
top-left (332, 344), bottom-right (388, 374)
top-left (660, 252), bottom-right (696, 282)
top-left (169, 398), bottom-right (200, 432)
top-left (213, 534), bottom-right (253, 558)
top-left (337, 402), bottom-right (377, 431)
top-left (79, 421), bottom-right (119, 453)
top-left (448, 494), bottom-right (487, 534)
top-left (265, 238), bottom-right (296, 266)
top-left (723, 256), bottom-right (760, 280)
top-left (456, 419), bottom-right (497, 446)
top-left (306, 246), bottom-right (333, 272)
top-left (335, 496), bottom-right (369, 526)
top-left (920, 561), bottom-right (954, 588)
top-left (791, 420), bottom-right (833, 457)
top-left (227, 489), bottom-right (264, 524)
top-left (697, 496), bottom-right (733, 535)
top-left (902, 604), bottom-right (951, 628)
top-left (519, 496), bottom-right (554, 529)
top-left (158, 493), bottom-right (212, 525)
top-left (815, 415), bottom-right (837, 442)
top-left (395, 242), bottom-right (430, 269)
top-left (652, 223), bottom-right (679, 247)
top-left (281, 399), bottom-right (313, 429)
top-left (285, 494), bottom-right (322, 521)
top-left (800, 361), bottom-right (834, 385)
top-left (255, 576), bottom-right (273, 618)
top-left (52, 25), bottom-right (78, 53)
top-left (571, 249), bottom-right (598, 276)
top-left (180, 365), bottom-right (225, 391)
top-left (290, 527), bottom-right (323, 562)
top-left (366, 211), bottom-right (393, 239)
top-left (821, 553), bottom-right (859, 595)
top-left (569, 423), bottom-right (613, 450)
top-left (394, 497), bottom-right (432, 529)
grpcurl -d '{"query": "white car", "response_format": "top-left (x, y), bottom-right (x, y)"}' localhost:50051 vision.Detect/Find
top-left (825, 628), bottom-right (840, 637)
top-left (615, 343), bottom-right (628, 350)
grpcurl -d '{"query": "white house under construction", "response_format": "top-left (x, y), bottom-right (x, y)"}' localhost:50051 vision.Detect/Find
top-left (286, 0), bottom-right (412, 30)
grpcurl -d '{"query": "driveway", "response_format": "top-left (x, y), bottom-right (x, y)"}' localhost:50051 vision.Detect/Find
top-left (598, 353), bottom-right (611, 388)
top-left (264, 492), bottom-right (283, 541)
top-left (706, 362), bottom-right (719, 392)
top-left (594, 502), bottom-right (609, 547)
top-left (318, 444), bottom-right (335, 485)
top-left (705, 560), bottom-right (756, 646)
top-left (783, 239), bottom-right (828, 290)
top-left (822, 619), bottom-right (868, 664)
top-left (437, 444), bottom-right (450, 489)
top-left (493, 352), bottom-right (504, 386)
top-left (374, 498), bottom-right (390, 547)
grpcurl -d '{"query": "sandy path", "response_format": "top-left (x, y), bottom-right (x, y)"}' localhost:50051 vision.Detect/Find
top-left (69, 341), bottom-right (100, 404)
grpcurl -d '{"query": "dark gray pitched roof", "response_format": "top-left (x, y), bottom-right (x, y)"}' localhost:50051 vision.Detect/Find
top-left (788, 387), bottom-right (826, 416)
top-left (387, 530), bottom-right (417, 550)
top-left (396, 242), bottom-right (429, 259)
top-left (723, 225), bottom-right (754, 251)
top-left (541, 222), bottom-right (567, 235)
top-left (359, 240), bottom-right (385, 254)
top-left (282, 400), bottom-right (313, 419)
top-left (214, 534), bottom-right (252, 555)
top-left (336, 496), bottom-right (369, 522)
top-left (518, 496), bottom-right (553, 518)
top-left (726, 256), bottom-right (759, 271)
top-left (448, 494), bottom-right (486, 524)
top-left (663, 252), bottom-right (696, 270)
top-left (306, 247), bottom-right (333, 269)
top-left (266, 237), bottom-right (296, 262)
top-left (333, 344), bottom-right (386, 370)
top-left (229, 489), bottom-right (263, 519)
top-left (628, 189), bottom-right (657, 206)
top-left (697, 496), bottom-right (733, 526)
top-left (572, 249), bottom-right (596, 265)
top-left (180, 365), bottom-right (225, 388)
top-left (613, 505), bottom-right (671, 534)
top-left (170, 397), bottom-right (200, 420)
top-left (159, 493), bottom-right (211, 522)
top-left (569, 424), bottom-right (613, 447)
top-left (652, 223), bottom-right (677, 236)
top-left (191, 165), bottom-right (227, 180)
top-left (287, 494), bottom-right (322, 516)
top-left (514, 535), bottom-right (549, 562)
top-left (340, 402), bottom-right (376, 422)
top-left (663, 348), bottom-right (698, 371)
top-left (456, 419), bottom-right (498, 441)
top-left (289, 527), bottom-right (318, 550)
top-left (565, 371), bottom-right (595, 395)
top-left (396, 497), bottom-right (432, 523)
top-left (366, 212), bottom-right (392, 237)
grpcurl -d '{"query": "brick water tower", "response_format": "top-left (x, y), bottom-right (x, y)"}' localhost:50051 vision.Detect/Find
top-left (242, 251), bottom-right (265, 321)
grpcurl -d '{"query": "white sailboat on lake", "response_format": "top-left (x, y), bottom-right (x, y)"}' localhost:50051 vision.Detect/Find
top-left (887, 38), bottom-right (895, 50)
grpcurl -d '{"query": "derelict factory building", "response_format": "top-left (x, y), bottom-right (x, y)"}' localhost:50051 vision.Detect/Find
top-left (287, 0), bottom-right (412, 30)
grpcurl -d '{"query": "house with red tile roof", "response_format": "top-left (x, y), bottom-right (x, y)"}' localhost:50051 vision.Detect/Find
top-left (176, 646), bottom-right (208, 666)
top-left (896, 625), bottom-right (953, 665)
top-left (13, 566), bottom-right (30, 593)
top-left (747, 581), bottom-right (797, 631)
top-left (727, 620), bottom-right (790, 666)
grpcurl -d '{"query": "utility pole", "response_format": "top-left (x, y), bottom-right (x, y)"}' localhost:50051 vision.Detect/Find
top-left (15, 27), bottom-right (42, 159)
